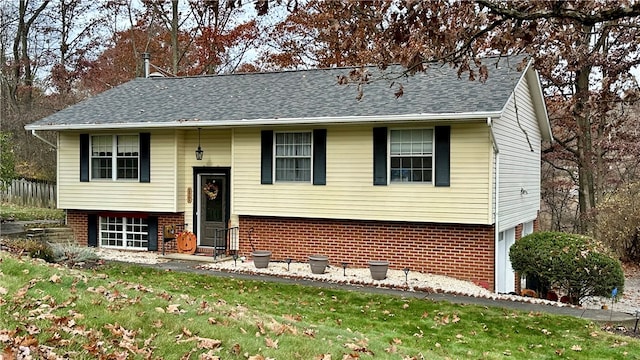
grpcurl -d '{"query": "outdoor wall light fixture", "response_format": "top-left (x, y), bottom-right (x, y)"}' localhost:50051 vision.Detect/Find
top-left (195, 128), bottom-right (204, 160)
top-left (342, 262), bottom-right (349, 276)
top-left (286, 258), bottom-right (292, 271)
top-left (403, 267), bottom-right (410, 283)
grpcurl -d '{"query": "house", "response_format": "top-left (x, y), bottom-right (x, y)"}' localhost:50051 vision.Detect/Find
top-left (25, 56), bottom-right (551, 292)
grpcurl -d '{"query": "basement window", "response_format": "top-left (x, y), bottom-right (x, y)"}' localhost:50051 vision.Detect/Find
top-left (99, 216), bottom-right (148, 250)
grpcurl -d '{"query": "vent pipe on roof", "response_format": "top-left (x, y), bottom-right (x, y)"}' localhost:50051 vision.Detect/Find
top-left (142, 52), bottom-right (150, 78)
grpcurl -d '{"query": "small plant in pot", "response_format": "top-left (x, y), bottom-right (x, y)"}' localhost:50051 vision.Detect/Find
top-left (248, 227), bottom-right (271, 269)
top-left (308, 255), bottom-right (329, 274)
top-left (369, 260), bottom-right (389, 280)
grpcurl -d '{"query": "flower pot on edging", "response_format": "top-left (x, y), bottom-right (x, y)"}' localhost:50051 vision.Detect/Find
top-left (252, 250), bottom-right (272, 269)
top-left (368, 260), bottom-right (389, 280)
top-left (309, 255), bottom-right (329, 274)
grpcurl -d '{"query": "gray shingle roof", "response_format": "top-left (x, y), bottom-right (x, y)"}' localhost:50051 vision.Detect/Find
top-left (26, 57), bottom-right (529, 130)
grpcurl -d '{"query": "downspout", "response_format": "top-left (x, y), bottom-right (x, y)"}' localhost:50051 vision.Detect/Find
top-left (31, 130), bottom-right (57, 149)
top-left (487, 117), bottom-right (500, 292)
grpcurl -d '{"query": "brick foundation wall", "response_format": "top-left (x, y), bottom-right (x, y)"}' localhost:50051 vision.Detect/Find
top-left (239, 216), bottom-right (495, 290)
top-left (156, 213), bottom-right (186, 254)
top-left (67, 210), bottom-right (88, 246)
top-left (66, 210), bottom-right (184, 251)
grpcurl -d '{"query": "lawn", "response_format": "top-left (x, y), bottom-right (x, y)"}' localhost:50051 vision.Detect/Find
top-left (0, 252), bottom-right (638, 359)
top-left (0, 202), bottom-right (65, 221)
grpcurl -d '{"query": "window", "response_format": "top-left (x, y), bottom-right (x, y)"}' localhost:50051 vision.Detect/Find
top-left (100, 216), bottom-right (148, 249)
top-left (275, 132), bottom-right (312, 182)
top-left (390, 129), bottom-right (433, 182)
top-left (91, 135), bottom-right (139, 180)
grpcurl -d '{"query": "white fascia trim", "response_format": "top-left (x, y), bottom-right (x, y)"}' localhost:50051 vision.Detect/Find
top-left (24, 111), bottom-right (503, 131)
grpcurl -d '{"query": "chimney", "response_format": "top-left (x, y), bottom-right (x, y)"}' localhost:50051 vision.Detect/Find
top-left (142, 52), bottom-right (150, 78)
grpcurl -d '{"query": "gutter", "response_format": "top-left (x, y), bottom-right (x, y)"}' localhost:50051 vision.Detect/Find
top-left (31, 130), bottom-right (57, 149)
top-left (24, 111), bottom-right (503, 132)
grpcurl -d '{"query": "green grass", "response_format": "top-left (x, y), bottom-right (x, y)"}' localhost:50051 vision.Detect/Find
top-left (0, 202), bottom-right (65, 221)
top-left (1, 253), bottom-right (638, 359)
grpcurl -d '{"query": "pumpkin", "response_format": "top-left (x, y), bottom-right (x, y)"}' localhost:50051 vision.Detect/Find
top-left (176, 231), bottom-right (197, 254)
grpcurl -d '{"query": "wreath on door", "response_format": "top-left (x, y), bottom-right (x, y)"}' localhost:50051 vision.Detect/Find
top-left (203, 182), bottom-right (219, 200)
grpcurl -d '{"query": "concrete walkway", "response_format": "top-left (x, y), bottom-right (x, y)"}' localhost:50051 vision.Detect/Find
top-left (135, 258), bottom-right (638, 326)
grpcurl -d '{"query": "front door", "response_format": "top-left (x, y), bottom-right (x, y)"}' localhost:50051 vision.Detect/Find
top-left (198, 174), bottom-right (227, 248)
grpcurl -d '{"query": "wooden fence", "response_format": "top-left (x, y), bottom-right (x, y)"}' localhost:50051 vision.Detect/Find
top-left (1, 179), bottom-right (56, 208)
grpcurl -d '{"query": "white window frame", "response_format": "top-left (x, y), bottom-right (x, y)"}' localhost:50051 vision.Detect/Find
top-left (90, 134), bottom-right (140, 181)
top-left (274, 131), bottom-right (313, 182)
top-left (389, 128), bottom-right (434, 183)
top-left (99, 216), bottom-right (148, 250)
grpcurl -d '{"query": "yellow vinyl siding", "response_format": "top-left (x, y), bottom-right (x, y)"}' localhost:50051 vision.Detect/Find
top-left (58, 131), bottom-right (177, 212)
top-left (232, 123), bottom-right (492, 224)
top-left (180, 129), bottom-right (232, 229)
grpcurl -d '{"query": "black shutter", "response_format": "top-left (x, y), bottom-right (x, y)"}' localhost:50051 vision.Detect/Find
top-left (261, 130), bottom-right (273, 184)
top-left (80, 134), bottom-right (89, 182)
top-left (87, 214), bottom-right (98, 247)
top-left (313, 129), bottom-right (326, 185)
top-left (373, 127), bottom-right (387, 185)
top-left (140, 133), bottom-right (150, 183)
top-left (434, 126), bottom-right (451, 187)
top-left (147, 216), bottom-right (158, 251)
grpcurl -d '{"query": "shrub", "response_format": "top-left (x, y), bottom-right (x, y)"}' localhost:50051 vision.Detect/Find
top-left (510, 231), bottom-right (624, 305)
top-left (50, 243), bottom-right (99, 264)
top-left (6, 238), bottom-right (55, 263)
top-left (592, 182), bottom-right (640, 262)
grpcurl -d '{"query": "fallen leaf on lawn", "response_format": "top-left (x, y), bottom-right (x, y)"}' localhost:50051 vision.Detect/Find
top-left (392, 338), bottom-right (402, 344)
top-left (385, 345), bottom-right (398, 353)
top-left (167, 304), bottom-right (181, 313)
top-left (265, 337), bottom-right (279, 349)
top-left (315, 354), bottom-right (331, 360)
top-left (452, 314), bottom-right (460, 323)
top-left (231, 343), bottom-right (241, 355)
top-left (199, 351), bottom-right (221, 360)
top-left (256, 321), bottom-right (266, 334)
top-left (0, 287), bottom-right (7, 295)
top-left (48, 274), bottom-right (62, 283)
top-left (197, 337), bottom-right (222, 349)
top-left (248, 355), bottom-right (265, 360)
top-left (344, 343), bottom-right (373, 355)
top-left (284, 314), bottom-right (302, 322)
top-left (402, 303), bottom-right (409, 309)
top-left (571, 345), bottom-right (582, 351)
top-left (304, 328), bottom-right (316, 338)
top-left (182, 327), bottom-right (192, 337)
top-left (421, 311), bottom-right (429, 318)
top-left (155, 307), bottom-right (165, 313)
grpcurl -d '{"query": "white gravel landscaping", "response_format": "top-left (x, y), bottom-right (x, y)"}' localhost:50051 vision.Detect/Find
top-left (94, 248), bottom-right (639, 315)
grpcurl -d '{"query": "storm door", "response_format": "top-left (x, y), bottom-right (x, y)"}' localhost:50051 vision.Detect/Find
top-left (198, 174), bottom-right (227, 248)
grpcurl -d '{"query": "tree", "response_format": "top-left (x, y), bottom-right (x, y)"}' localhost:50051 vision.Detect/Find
top-left (0, 132), bottom-right (16, 188)
top-left (257, 1), bottom-right (640, 233)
